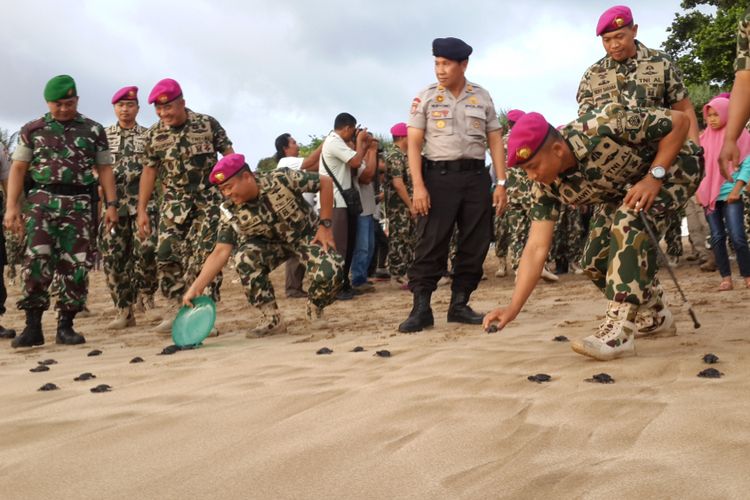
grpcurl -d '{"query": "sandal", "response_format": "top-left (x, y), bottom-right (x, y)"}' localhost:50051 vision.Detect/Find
top-left (718, 279), bottom-right (733, 291)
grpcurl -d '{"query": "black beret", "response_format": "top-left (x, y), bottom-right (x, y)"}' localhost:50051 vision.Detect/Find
top-left (432, 37), bottom-right (473, 61)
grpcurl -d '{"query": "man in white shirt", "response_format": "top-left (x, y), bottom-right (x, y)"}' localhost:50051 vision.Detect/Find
top-left (318, 113), bottom-right (371, 300)
top-left (274, 133), bottom-right (322, 298)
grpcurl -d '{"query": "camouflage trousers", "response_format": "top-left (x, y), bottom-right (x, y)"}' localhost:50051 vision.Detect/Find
top-left (4, 230), bottom-right (24, 281)
top-left (99, 210), bottom-right (158, 309)
top-left (503, 204), bottom-right (531, 272)
top-left (17, 191), bottom-right (92, 312)
top-left (663, 209), bottom-right (684, 258)
top-left (158, 202), bottom-right (222, 302)
top-left (581, 154), bottom-right (701, 305)
top-left (386, 205), bottom-right (415, 278)
top-left (550, 204), bottom-right (585, 264)
top-left (234, 234), bottom-right (344, 309)
top-left (493, 211), bottom-right (510, 259)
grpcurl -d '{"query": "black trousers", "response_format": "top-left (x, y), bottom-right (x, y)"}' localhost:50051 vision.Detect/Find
top-left (0, 229), bottom-right (6, 315)
top-left (408, 167), bottom-right (492, 294)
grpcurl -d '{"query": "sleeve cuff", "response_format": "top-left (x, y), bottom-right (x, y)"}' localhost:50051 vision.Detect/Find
top-left (11, 145), bottom-right (33, 162)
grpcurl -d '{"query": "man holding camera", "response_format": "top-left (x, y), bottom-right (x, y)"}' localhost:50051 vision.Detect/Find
top-left (399, 37), bottom-right (508, 333)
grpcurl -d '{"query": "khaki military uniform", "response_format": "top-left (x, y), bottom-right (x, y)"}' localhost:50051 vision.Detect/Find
top-left (143, 109), bottom-right (232, 302)
top-left (407, 80), bottom-right (498, 294)
top-left (530, 104), bottom-right (702, 306)
top-left (216, 168), bottom-right (343, 311)
top-left (99, 123), bottom-right (158, 309)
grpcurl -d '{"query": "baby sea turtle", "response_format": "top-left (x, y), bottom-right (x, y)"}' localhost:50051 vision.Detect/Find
top-left (74, 372), bottom-right (96, 381)
top-left (130, 356), bottom-right (144, 364)
top-left (158, 345), bottom-right (180, 355)
top-left (38, 383), bottom-right (59, 391)
top-left (485, 324), bottom-right (499, 334)
top-left (87, 349), bottom-right (103, 357)
top-left (38, 359), bottom-right (58, 366)
top-left (553, 336), bottom-right (569, 342)
top-left (702, 353), bottom-right (719, 364)
top-left (351, 346), bottom-right (365, 352)
top-left (375, 350), bottom-right (391, 358)
top-left (90, 384), bottom-right (112, 393)
top-left (30, 365), bottom-right (50, 373)
top-left (698, 368), bottom-right (723, 379)
top-left (527, 373), bottom-right (551, 383)
top-left (316, 347), bottom-right (333, 355)
top-left (586, 373), bottom-right (615, 384)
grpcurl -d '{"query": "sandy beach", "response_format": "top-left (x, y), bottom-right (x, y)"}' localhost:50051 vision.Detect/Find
top-left (1, 249), bottom-right (749, 500)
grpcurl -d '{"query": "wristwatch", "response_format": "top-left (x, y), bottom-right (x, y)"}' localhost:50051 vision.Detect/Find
top-left (496, 179), bottom-right (507, 187)
top-left (105, 199), bottom-right (119, 208)
top-left (649, 165), bottom-right (667, 180)
top-left (320, 218), bottom-right (333, 228)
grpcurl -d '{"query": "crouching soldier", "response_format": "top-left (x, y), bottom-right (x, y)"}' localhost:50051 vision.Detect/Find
top-left (182, 153), bottom-right (343, 336)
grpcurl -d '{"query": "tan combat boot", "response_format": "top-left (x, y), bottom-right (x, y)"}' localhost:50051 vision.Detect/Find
top-left (247, 303), bottom-right (286, 338)
top-left (107, 306), bottom-right (135, 330)
top-left (305, 301), bottom-right (326, 328)
top-left (154, 302), bottom-right (179, 333)
top-left (495, 256), bottom-right (507, 277)
top-left (571, 301), bottom-right (637, 361)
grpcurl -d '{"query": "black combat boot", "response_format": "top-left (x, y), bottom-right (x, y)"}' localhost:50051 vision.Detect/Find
top-left (0, 325), bottom-right (16, 339)
top-left (447, 290), bottom-right (483, 324)
top-left (11, 309), bottom-right (44, 348)
top-left (56, 310), bottom-right (86, 345)
top-left (398, 291), bottom-right (434, 333)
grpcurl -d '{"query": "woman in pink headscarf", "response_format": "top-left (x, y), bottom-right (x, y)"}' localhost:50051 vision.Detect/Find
top-left (697, 96), bottom-right (750, 290)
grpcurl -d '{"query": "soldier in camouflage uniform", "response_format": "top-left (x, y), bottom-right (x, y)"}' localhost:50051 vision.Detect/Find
top-left (137, 78), bottom-right (233, 332)
top-left (484, 104), bottom-right (702, 361)
top-left (4, 75), bottom-right (119, 348)
top-left (549, 203), bottom-right (585, 274)
top-left (99, 86), bottom-right (158, 329)
top-left (577, 5), bottom-right (701, 330)
top-left (182, 154), bottom-right (343, 337)
top-left (383, 123), bottom-right (415, 284)
top-left (0, 144), bottom-right (16, 339)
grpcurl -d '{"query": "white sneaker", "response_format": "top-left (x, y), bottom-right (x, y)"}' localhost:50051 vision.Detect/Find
top-left (540, 266), bottom-right (559, 282)
top-left (570, 262), bottom-right (585, 275)
top-left (635, 307), bottom-right (676, 339)
top-left (571, 302), bottom-right (637, 361)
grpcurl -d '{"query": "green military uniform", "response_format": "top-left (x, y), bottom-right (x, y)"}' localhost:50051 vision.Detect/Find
top-left (143, 109), bottom-right (231, 302)
top-left (12, 112), bottom-right (111, 312)
top-left (530, 104), bottom-right (702, 308)
top-left (99, 123), bottom-right (158, 310)
top-left (383, 146), bottom-right (415, 279)
top-left (577, 39), bottom-right (689, 264)
top-left (216, 168), bottom-right (343, 328)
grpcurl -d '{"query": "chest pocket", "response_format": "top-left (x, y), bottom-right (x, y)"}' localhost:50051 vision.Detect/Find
top-left (587, 137), bottom-right (640, 188)
top-left (133, 136), bottom-right (146, 154)
top-left (635, 62), bottom-right (666, 106)
top-left (187, 125), bottom-right (215, 157)
top-left (465, 106), bottom-right (485, 137)
top-left (265, 182), bottom-right (306, 227)
top-left (233, 209), bottom-right (266, 235)
top-left (590, 69), bottom-right (619, 104)
top-left (428, 106), bottom-right (453, 136)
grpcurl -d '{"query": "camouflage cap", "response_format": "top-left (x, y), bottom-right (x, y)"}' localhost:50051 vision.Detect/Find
top-left (44, 75), bottom-right (77, 102)
top-left (506, 112), bottom-right (553, 168)
top-left (596, 5), bottom-right (634, 36)
top-left (210, 153), bottom-right (248, 184)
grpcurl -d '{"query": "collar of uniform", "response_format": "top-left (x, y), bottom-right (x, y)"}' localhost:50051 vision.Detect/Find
top-left (44, 112), bottom-right (84, 125)
top-left (116, 122), bottom-right (141, 133)
top-left (606, 40), bottom-right (649, 69)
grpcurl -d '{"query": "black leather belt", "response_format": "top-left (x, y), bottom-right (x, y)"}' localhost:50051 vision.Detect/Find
top-left (38, 184), bottom-right (92, 196)
top-left (423, 158), bottom-right (485, 172)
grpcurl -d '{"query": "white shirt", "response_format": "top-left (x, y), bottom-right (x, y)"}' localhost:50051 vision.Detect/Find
top-left (278, 156), bottom-right (316, 207)
top-left (319, 131), bottom-right (356, 208)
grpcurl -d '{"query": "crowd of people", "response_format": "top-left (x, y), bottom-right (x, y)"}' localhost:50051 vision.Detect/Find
top-left (2, 4), bottom-right (750, 364)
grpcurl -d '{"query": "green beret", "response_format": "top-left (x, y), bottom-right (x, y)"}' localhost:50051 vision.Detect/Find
top-left (44, 75), bottom-right (77, 102)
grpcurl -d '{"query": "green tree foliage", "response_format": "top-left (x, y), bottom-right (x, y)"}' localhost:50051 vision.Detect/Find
top-left (663, 1), bottom-right (748, 88)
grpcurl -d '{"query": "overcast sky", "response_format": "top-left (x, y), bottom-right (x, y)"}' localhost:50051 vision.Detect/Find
top-left (0, 0), bottom-right (694, 165)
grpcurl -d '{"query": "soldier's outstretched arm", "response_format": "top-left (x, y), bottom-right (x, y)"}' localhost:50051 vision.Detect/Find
top-left (137, 166), bottom-right (158, 238)
top-left (483, 219), bottom-right (555, 331)
top-left (4, 160), bottom-right (29, 236)
top-left (182, 243), bottom-right (233, 307)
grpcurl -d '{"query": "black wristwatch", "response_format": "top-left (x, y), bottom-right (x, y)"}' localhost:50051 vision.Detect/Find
top-left (320, 218), bottom-right (333, 228)
top-left (105, 199), bottom-right (119, 209)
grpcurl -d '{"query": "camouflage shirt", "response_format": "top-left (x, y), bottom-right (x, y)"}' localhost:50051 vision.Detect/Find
top-left (506, 166), bottom-right (535, 208)
top-left (530, 104), bottom-right (700, 221)
top-left (105, 122), bottom-right (153, 216)
top-left (12, 112), bottom-right (111, 186)
top-left (735, 7), bottom-right (750, 72)
top-left (383, 146), bottom-right (412, 210)
top-left (576, 40), bottom-right (688, 116)
top-left (216, 168), bottom-right (321, 247)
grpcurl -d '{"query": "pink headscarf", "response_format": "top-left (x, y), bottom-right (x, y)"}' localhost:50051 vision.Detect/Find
top-left (697, 97), bottom-right (750, 211)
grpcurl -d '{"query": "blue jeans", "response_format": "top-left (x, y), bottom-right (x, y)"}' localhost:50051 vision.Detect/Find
top-left (351, 215), bottom-right (375, 286)
top-left (706, 200), bottom-right (750, 278)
